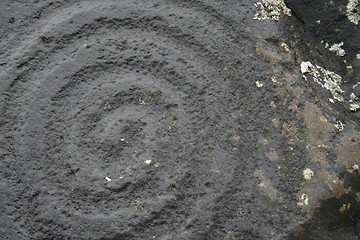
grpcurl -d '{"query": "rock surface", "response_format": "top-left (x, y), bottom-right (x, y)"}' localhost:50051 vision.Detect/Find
top-left (0, 0), bottom-right (359, 239)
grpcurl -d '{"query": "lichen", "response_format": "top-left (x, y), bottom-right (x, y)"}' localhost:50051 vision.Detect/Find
top-left (349, 92), bottom-right (358, 102)
top-left (300, 61), bottom-right (344, 102)
top-left (335, 121), bottom-right (345, 132)
top-left (350, 103), bottom-right (360, 111)
top-left (254, 0), bottom-right (291, 21)
top-left (303, 168), bottom-right (314, 180)
top-left (297, 193), bottom-right (309, 206)
top-left (346, 0), bottom-right (360, 25)
top-left (349, 93), bottom-right (359, 111)
top-left (325, 42), bottom-right (346, 57)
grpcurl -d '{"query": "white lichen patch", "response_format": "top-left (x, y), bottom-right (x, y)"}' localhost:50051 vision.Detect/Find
top-left (347, 0), bottom-right (360, 25)
top-left (348, 93), bottom-right (359, 111)
top-left (300, 61), bottom-right (344, 102)
top-left (297, 193), bottom-right (309, 206)
top-left (352, 164), bottom-right (359, 171)
top-left (325, 42), bottom-right (346, 57)
top-left (254, 0), bottom-right (291, 21)
top-left (303, 168), bottom-right (314, 180)
top-left (350, 103), bottom-right (360, 111)
top-left (350, 93), bottom-right (358, 102)
top-left (279, 42), bottom-right (290, 52)
top-left (256, 81), bottom-right (264, 88)
top-left (335, 121), bottom-right (345, 132)
top-left (144, 159), bottom-right (152, 164)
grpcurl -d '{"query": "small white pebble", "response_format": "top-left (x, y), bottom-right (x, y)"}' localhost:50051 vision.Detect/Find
top-left (144, 159), bottom-right (152, 165)
top-left (105, 177), bottom-right (112, 182)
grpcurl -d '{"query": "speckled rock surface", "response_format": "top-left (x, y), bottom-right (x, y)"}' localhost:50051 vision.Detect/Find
top-left (0, 0), bottom-right (359, 239)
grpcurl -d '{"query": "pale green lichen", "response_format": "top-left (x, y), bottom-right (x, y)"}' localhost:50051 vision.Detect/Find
top-left (346, 0), bottom-right (360, 25)
top-left (300, 61), bottom-right (344, 102)
top-left (254, 0), bottom-right (291, 21)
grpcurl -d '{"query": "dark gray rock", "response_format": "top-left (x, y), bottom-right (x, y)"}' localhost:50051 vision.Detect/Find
top-left (0, 0), bottom-right (359, 239)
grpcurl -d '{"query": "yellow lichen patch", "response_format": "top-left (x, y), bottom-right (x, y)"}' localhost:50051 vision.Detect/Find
top-left (253, 169), bottom-right (282, 201)
top-left (254, 0), bottom-right (291, 21)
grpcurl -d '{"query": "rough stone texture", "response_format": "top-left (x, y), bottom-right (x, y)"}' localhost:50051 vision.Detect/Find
top-left (0, 0), bottom-right (359, 239)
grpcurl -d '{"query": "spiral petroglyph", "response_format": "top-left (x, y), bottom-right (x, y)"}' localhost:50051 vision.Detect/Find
top-left (1, 0), bottom-right (359, 239)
